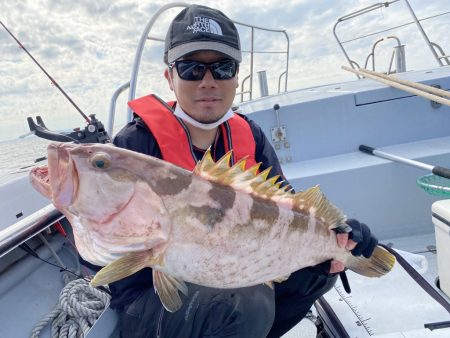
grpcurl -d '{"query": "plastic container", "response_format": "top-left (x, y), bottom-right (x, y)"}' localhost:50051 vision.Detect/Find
top-left (432, 199), bottom-right (450, 298)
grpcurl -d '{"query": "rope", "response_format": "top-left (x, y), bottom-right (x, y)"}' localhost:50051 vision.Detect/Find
top-left (30, 271), bottom-right (110, 338)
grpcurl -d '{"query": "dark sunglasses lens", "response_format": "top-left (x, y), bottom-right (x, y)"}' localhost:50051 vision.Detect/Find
top-left (175, 60), bottom-right (237, 81)
top-left (211, 60), bottom-right (237, 80)
top-left (176, 62), bottom-right (206, 81)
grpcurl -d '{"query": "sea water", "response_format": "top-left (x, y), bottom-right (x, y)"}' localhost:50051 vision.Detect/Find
top-left (0, 137), bottom-right (52, 185)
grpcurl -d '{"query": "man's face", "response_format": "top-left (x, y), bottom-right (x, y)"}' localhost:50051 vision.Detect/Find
top-left (165, 51), bottom-right (238, 124)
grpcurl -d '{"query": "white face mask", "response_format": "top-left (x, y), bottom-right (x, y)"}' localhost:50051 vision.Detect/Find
top-left (173, 104), bottom-right (234, 130)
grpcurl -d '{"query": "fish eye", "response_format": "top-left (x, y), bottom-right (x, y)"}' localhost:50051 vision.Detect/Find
top-left (90, 153), bottom-right (111, 169)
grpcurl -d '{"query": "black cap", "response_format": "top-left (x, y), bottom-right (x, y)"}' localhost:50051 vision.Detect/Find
top-left (164, 5), bottom-right (242, 64)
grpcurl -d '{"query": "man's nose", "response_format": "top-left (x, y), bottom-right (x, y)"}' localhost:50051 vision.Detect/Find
top-left (199, 69), bottom-right (218, 87)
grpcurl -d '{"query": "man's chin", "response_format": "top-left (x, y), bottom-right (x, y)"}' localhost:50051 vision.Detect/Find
top-left (197, 116), bottom-right (223, 124)
top-left (192, 110), bottom-right (224, 124)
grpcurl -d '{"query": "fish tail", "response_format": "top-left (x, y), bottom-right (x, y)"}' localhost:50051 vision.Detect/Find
top-left (345, 246), bottom-right (396, 277)
top-left (90, 251), bottom-right (156, 287)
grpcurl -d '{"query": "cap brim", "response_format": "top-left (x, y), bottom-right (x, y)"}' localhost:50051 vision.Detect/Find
top-left (168, 41), bottom-right (242, 63)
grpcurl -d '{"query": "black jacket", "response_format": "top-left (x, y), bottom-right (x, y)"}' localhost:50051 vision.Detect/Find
top-left (108, 114), bottom-right (336, 315)
top-left (108, 114), bottom-right (286, 309)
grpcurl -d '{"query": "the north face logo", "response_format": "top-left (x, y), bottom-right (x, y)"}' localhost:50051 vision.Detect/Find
top-left (186, 16), bottom-right (223, 35)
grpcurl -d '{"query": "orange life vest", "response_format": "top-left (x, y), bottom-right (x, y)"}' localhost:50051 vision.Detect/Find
top-left (128, 94), bottom-right (257, 171)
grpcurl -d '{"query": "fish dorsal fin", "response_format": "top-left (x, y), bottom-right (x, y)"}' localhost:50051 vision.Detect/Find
top-left (194, 148), bottom-right (234, 177)
top-left (193, 149), bottom-right (216, 175)
top-left (194, 150), bottom-right (346, 229)
top-left (194, 149), bottom-right (268, 191)
top-left (293, 186), bottom-right (346, 229)
top-left (153, 270), bottom-right (188, 312)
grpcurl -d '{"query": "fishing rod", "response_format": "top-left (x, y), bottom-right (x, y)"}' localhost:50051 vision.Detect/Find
top-left (0, 20), bottom-right (91, 123)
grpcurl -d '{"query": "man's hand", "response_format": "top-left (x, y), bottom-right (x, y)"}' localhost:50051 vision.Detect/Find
top-left (330, 219), bottom-right (378, 274)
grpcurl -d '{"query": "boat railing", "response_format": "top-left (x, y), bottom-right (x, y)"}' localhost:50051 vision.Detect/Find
top-left (364, 36), bottom-right (406, 73)
top-left (230, 19), bottom-right (289, 102)
top-left (334, 0), bottom-right (450, 78)
top-left (0, 204), bottom-right (63, 259)
top-left (106, 2), bottom-right (289, 136)
top-left (431, 42), bottom-right (450, 65)
top-left (238, 74), bottom-right (252, 103)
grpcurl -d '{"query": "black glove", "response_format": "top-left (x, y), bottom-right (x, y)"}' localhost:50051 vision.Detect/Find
top-left (346, 219), bottom-right (378, 258)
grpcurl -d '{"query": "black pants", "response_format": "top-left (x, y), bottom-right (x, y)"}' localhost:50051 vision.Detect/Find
top-left (118, 283), bottom-right (274, 338)
top-left (118, 270), bottom-right (336, 338)
top-left (267, 268), bottom-right (337, 338)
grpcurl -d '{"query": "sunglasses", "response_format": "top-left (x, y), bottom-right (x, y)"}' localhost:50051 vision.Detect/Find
top-left (169, 59), bottom-right (238, 81)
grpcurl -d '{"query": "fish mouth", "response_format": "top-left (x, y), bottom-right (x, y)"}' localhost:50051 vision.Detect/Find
top-left (30, 165), bottom-right (52, 199)
top-left (33, 143), bottom-right (79, 208)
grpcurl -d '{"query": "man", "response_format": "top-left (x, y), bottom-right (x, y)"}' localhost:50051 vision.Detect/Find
top-left (112, 4), bottom-right (378, 337)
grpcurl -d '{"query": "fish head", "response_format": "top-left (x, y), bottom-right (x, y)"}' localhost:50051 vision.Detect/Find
top-left (30, 142), bottom-right (172, 266)
top-left (32, 142), bottom-right (136, 220)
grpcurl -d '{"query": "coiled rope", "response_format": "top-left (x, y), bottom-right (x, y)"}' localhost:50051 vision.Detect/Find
top-left (30, 271), bottom-right (110, 338)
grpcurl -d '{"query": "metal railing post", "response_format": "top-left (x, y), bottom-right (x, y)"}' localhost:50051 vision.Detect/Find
top-left (284, 31), bottom-right (289, 92)
top-left (249, 27), bottom-right (254, 100)
top-left (127, 2), bottom-right (189, 121)
top-left (108, 81), bottom-right (130, 136)
top-left (402, 0), bottom-right (444, 66)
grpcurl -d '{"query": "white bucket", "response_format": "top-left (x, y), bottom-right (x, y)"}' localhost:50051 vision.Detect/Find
top-left (432, 200), bottom-right (450, 298)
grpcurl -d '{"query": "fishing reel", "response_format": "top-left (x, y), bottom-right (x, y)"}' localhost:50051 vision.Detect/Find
top-left (27, 114), bottom-right (111, 144)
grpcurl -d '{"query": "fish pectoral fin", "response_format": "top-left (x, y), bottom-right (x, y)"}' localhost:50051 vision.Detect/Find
top-left (264, 274), bottom-right (290, 289)
top-left (273, 275), bottom-right (290, 283)
top-left (153, 270), bottom-right (188, 313)
top-left (91, 251), bottom-right (156, 287)
top-left (264, 281), bottom-right (274, 289)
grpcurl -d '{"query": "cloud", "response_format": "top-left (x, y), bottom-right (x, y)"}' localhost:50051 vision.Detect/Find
top-left (0, 0), bottom-right (449, 142)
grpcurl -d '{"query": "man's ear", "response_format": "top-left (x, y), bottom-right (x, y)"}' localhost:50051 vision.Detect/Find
top-left (235, 67), bottom-right (239, 88)
top-left (164, 68), bottom-right (174, 91)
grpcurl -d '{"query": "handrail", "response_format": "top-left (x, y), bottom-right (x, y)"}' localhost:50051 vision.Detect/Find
top-left (402, 0), bottom-right (443, 67)
top-left (278, 71), bottom-right (287, 93)
top-left (0, 204), bottom-right (63, 258)
top-left (334, 0), bottom-right (448, 78)
top-left (431, 42), bottom-right (450, 65)
top-left (127, 2), bottom-right (189, 122)
top-left (108, 81), bottom-right (130, 136)
top-left (333, 1), bottom-right (398, 78)
top-left (238, 75), bottom-right (251, 102)
top-left (125, 2), bottom-right (290, 122)
top-left (364, 36), bottom-right (405, 73)
top-left (231, 20), bottom-right (290, 99)
top-left (364, 37), bottom-right (385, 71)
top-left (341, 11), bottom-right (450, 45)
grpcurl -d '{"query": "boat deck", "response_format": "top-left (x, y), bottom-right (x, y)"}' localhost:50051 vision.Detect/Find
top-left (284, 231), bottom-right (450, 338)
top-left (1, 218), bottom-right (448, 338)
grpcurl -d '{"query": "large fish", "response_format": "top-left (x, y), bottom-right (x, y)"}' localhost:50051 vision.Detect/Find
top-left (30, 142), bottom-right (395, 312)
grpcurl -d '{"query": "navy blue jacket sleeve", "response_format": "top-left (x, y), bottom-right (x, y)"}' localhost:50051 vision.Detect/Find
top-left (113, 118), bottom-right (162, 158)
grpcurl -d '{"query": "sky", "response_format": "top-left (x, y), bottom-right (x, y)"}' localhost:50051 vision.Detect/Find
top-left (0, 0), bottom-right (449, 141)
